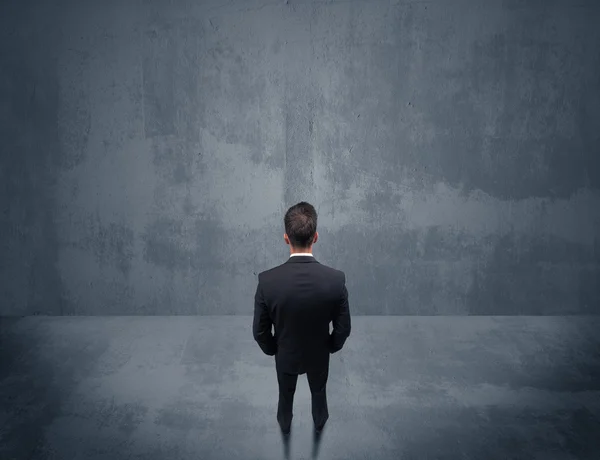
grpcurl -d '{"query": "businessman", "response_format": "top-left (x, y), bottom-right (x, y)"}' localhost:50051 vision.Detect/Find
top-left (252, 202), bottom-right (351, 436)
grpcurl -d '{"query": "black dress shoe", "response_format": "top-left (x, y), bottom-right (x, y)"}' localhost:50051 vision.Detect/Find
top-left (315, 418), bottom-right (327, 433)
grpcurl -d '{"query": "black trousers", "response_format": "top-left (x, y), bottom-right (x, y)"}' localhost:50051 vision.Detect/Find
top-left (276, 364), bottom-right (329, 432)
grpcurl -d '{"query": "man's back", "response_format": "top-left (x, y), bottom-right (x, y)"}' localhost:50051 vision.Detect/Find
top-left (256, 255), bottom-right (351, 374)
top-left (252, 201), bottom-right (349, 434)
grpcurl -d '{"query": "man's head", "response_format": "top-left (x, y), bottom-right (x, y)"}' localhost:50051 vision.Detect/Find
top-left (284, 202), bottom-right (318, 252)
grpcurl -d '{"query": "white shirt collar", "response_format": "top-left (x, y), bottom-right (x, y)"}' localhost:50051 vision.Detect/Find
top-left (290, 253), bottom-right (313, 257)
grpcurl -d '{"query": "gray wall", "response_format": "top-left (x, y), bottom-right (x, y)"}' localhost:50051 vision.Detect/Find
top-left (1, 0), bottom-right (599, 316)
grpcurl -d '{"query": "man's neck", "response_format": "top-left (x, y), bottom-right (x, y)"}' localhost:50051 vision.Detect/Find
top-left (290, 248), bottom-right (312, 255)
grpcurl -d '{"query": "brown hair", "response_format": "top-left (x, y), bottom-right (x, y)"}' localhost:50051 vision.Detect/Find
top-left (284, 202), bottom-right (317, 249)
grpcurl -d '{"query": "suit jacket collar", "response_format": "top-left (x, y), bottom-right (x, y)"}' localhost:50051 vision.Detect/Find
top-left (285, 255), bottom-right (319, 264)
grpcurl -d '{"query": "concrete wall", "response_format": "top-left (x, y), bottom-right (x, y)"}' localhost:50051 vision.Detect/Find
top-left (1, 0), bottom-right (599, 316)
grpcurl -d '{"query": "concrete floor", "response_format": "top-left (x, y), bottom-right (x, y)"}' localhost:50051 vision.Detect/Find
top-left (1, 316), bottom-right (599, 460)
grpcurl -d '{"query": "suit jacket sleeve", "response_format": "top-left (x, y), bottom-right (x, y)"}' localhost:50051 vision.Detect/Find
top-left (253, 277), bottom-right (277, 356)
top-left (329, 272), bottom-right (351, 354)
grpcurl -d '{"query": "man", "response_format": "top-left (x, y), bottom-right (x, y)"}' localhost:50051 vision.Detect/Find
top-left (252, 201), bottom-right (352, 437)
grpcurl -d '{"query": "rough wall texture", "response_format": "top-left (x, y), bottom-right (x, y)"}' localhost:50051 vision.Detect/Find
top-left (1, 0), bottom-right (599, 315)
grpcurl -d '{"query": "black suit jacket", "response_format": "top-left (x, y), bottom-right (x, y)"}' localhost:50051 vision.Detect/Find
top-left (253, 255), bottom-right (351, 374)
